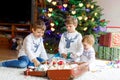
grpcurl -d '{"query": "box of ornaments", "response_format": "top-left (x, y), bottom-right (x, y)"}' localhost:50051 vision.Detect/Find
top-left (24, 59), bottom-right (89, 79)
top-left (24, 62), bottom-right (47, 77)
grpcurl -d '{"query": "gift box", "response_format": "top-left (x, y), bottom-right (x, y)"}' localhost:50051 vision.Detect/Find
top-left (104, 47), bottom-right (111, 60)
top-left (110, 48), bottom-right (120, 60)
top-left (47, 62), bottom-right (89, 80)
top-left (105, 32), bottom-right (120, 47)
top-left (98, 46), bottom-right (105, 59)
top-left (99, 32), bottom-right (120, 47)
top-left (24, 68), bottom-right (47, 77)
top-left (97, 46), bottom-right (120, 60)
top-left (99, 34), bottom-right (106, 46)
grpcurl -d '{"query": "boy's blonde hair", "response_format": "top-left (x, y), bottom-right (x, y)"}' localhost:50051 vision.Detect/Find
top-left (32, 20), bottom-right (46, 31)
top-left (65, 16), bottom-right (78, 27)
top-left (82, 35), bottom-right (95, 45)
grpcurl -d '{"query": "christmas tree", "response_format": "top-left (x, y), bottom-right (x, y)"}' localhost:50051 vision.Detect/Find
top-left (38, 0), bottom-right (108, 53)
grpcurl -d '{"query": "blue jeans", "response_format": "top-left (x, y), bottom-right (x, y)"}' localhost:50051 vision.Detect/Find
top-left (2, 56), bottom-right (45, 68)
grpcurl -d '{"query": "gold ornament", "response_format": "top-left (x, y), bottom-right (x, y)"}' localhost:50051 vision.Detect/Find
top-left (51, 27), bottom-right (55, 31)
top-left (50, 22), bottom-right (55, 26)
top-left (94, 12), bottom-right (98, 16)
top-left (47, 0), bottom-right (52, 3)
top-left (86, 4), bottom-right (90, 8)
top-left (84, 17), bottom-right (88, 21)
top-left (52, 1), bottom-right (57, 5)
top-left (78, 16), bottom-right (83, 20)
top-left (83, 27), bottom-right (88, 31)
top-left (79, 3), bottom-right (83, 7)
top-left (48, 8), bottom-right (53, 12)
top-left (63, 4), bottom-right (68, 8)
top-left (91, 5), bottom-right (94, 9)
top-left (48, 13), bottom-right (52, 17)
top-left (71, 10), bottom-right (76, 14)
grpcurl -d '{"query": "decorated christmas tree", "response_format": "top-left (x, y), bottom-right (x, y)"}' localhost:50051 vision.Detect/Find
top-left (38, 0), bottom-right (108, 53)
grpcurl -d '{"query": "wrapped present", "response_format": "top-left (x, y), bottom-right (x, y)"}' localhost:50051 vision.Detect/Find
top-left (111, 47), bottom-right (120, 60)
top-left (104, 47), bottom-right (111, 60)
top-left (97, 46), bottom-right (120, 60)
top-left (105, 32), bottom-right (120, 47)
top-left (47, 62), bottom-right (89, 80)
top-left (99, 32), bottom-right (120, 47)
top-left (99, 35), bottom-right (106, 46)
top-left (98, 46), bottom-right (104, 59)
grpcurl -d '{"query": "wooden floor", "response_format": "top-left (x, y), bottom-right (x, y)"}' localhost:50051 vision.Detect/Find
top-left (0, 48), bottom-right (18, 61)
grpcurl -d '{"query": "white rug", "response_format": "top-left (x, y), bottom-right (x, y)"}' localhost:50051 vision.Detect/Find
top-left (0, 67), bottom-right (48, 80)
top-left (1, 57), bottom-right (120, 80)
top-left (0, 67), bottom-right (120, 80)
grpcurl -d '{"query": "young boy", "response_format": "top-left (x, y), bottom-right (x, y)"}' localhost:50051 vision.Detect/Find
top-left (0, 21), bottom-right (48, 68)
top-left (57, 16), bottom-right (83, 62)
top-left (80, 35), bottom-right (96, 63)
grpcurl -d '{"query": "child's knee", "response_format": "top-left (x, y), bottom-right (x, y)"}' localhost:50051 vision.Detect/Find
top-left (18, 62), bottom-right (28, 68)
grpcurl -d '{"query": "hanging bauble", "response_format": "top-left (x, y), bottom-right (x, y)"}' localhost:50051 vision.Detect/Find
top-left (51, 27), bottom-right (55, 31)
top-left (57, 5), bottom-right (63, 9)
top-left (71, 10), bottom-right (76, 14)
top-left (83, 27), bottom-right (88, 31)
top-left (79, 3), bottom-right (83, 7)
top-left (94, 12), bottom-right (98, 16)
top-left (48, 8), bottom-right (53, 12)
top-left (86, 3), bottom-right (90, 8)
top-left (99, 26), bottom-right (106, 32)
top-left (84, 16), bottom-right (88, 21)
top-left (86, 8), bottom-right (90, 12)
top-left (91, 18), bottom-right (95, 21)
top-left (50, 22), bottom-right (55, 26)
top-left (78, 16), bottom-right (82, 20)
top-left (63, 3), bottom-right (68, 8)
top-left (47, 13), bottom-right (52, 17)
top-left (61, 7), bottom-right (66, 11)
top-left (93, 27), bottom-right (99, 33)
top-left (52, 1), bottom-right (57, 5)
top-left (47, 0), bottom-right (52, 3)
top-left (91, 5), bottom-right (94, 9)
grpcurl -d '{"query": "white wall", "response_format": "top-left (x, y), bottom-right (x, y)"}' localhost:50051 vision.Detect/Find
top-left (95, 0), bottom-right (120, 27)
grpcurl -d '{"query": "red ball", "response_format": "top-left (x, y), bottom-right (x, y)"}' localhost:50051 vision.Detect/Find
top-left (53, 61), bottom-right (56, 65)
top-left (58, 61), bottom-right (64, 65)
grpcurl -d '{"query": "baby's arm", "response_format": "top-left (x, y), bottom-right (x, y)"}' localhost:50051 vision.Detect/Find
top-left (88, 48), bottom-right (96, 63)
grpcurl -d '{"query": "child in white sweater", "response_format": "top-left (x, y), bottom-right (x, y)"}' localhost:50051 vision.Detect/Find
top-left (57, 16), bottom-right (83, 62)
top-left (0, 21), bottom-right (48, 68)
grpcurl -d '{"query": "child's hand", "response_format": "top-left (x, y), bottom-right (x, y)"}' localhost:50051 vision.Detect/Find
top-left (61, 53), bottom-right (67, 59)
top-left (32, 58), bottom-right (40, 67)
top-left (34, 60), bottom-right (40, 67)
top-left (70, 53), bottom-right (77, 59)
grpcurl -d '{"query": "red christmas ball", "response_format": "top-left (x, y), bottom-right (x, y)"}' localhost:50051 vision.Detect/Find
top-left (58, 60), bottom-right (64, 65)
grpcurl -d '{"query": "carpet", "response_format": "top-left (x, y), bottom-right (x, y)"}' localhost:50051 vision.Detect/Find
top-left (0, 60), bottom-right (120, 80)
top-left (0, 67), bottom-right (120, 80)
top-left (0, 67), bottom-right (48, 80)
